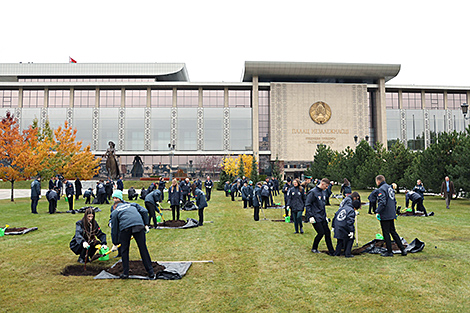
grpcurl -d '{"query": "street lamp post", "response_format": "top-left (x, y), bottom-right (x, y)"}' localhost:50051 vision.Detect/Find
top-left (168, 143), bottom-right (175, 181)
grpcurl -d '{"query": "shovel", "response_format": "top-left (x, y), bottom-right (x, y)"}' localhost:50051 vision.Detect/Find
top-left (90, 244), bottom-right (121, 262)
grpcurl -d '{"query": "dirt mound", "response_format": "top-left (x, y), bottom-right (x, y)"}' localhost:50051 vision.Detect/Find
top-left (106, 260), bottom-right (165, 276)
top-left (5, 227), bottom-right (28, 233)
top-left (156, 220), bottom-right (187, 228)
top-left (61, 264), bottom-right (106, 276)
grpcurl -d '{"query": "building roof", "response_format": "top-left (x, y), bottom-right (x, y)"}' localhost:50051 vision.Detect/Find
top-left (0, 63), bottom-right (189, 82)
top-left (242, 61), bottom-right (401, 84)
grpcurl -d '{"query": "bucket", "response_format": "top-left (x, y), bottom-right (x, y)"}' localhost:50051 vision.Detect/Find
top-left (0, 228), bottom-right (4, 237)
top-left (375, 233), bottom-right (384, 240)
top-left (285, 216), bottom-right (290, 223)
top-left (98, 247), bottom-right (110, 261)
top-left (156, 215), bottom-right (162, 223)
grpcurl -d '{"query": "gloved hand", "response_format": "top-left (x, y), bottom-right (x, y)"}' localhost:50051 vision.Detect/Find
top-left (348, 232), bottom-right (354, 239)
top-left (39, 195), bottom-right (41, 199)
top-left (331, 228), bottom-right (334, 232)
top-left (145, 225), bottom-right (150, 233)
top-left (309, 217), bottom-right (316, 224)
top-left (101, 244), bottom-right (108, 250)
top-left (111, 244), bottom-right (118, 252)
top-left (376, 213), bottom-right (381, 221)
top-left (180, 200), bottom-right (183, 204)
top-left (286, 206), bottom-right (290, 211)
top-left (326, 217), bottom-right (331, 223)
top-left (82, 241), bottom-right (90, 249)
top-left (168, 200), bottom-right (171, 204)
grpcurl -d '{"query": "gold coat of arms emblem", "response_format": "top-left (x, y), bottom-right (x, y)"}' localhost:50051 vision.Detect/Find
top-left (309, 101), bottom-right (331, 124)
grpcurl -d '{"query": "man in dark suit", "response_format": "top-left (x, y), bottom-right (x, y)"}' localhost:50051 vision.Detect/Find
top-left (441, 176), bottom-right (455, 209)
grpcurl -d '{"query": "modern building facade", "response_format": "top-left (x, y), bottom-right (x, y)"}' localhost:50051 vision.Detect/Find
top-left (0, 61), bottom-right (468, 177)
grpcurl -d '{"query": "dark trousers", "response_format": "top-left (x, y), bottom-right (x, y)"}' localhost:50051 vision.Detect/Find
top-left (334, 238), bottom-right (354, 257)
top-left (84, 196), bottom-right (91, 204)
top-left (325, 195), bottom-right (330, 206)
top-left (119, 226), bottom-right (154, 276)
top-left (206, 188), bottom-right (211, 201)
top-left (312, 220), bottom-right (334, 254)
top-left (253, 206), bottom-right (260, 221)
top-left (445, 194), bottom-right (452, 209)
top-left (128, 194), bottom-right (138, 201)
top-left (369, 201), bottom-right (377, 214)
top-left (31, 197), bottom-right (39, 214)
top-left (198, 208), bottom-right (204, 225)
top-left (292, 210), bottom-right (303, 233)
top-left (158, 189), bottom-right (164, 201)
top-left (261, 196), bottom-right (269, 210)
top-left (48, 199), bottom-right (57, 214)
top-left (243, 199), bottom-right (249, 208)
top-left (413, 198), bottom-right (428, 216)
top-left (225, 191), bottom-right (229, 197)
top-left (98, 193), bottom-right (108, 204)
top-left (145, 202), bottom-right (158, 226)
top-left (380, 219), bottom-right (405, 253)
top-left (68, 196), bottom-right (74, 211)
top-left (231, 191), bottom-right (235, 201)
top-left (171, 205), bottom-right (180, 221)
top-left (269, 193), bottom-right (274, 206)
top-left (183, 193), bottom-right (190, 205)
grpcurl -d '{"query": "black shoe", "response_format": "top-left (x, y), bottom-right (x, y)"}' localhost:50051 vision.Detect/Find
top-left (77, 257), bottom-right (85, 264)
top-left (401, 250), bottom-right (408, 256)
top-left (294, 231), bottom-right (299, 234)
top-left (381, 252), bottom-right (394, 257)
top-left (119, 274), bottom-right (129, 279)
top-left (311, 249), bottom-right (321, 254)
top-left (148, 273), bottom-right (156, 280)
top-left (345, 255), bottom-right (354, 258)
top-left (300, 229), bottom-right (304, 234)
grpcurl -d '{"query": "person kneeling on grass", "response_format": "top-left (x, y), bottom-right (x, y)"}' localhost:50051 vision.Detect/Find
top-left (286, 178), bottom-right (306, 234)
top-left (192, 184), bottom-right (208, 226)
top-left (110, 190), bottom-right (155, 280)
top-left (70, 207), bottom-right (107, 264)
top-left (332, 198), bottom-right (361, 257)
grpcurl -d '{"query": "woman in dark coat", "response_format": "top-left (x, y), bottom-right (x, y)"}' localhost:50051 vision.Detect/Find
top-left (75, 178), bottom-right (82, 200)
top-left (192, 184), bottom-right (208, 226)
top-left (286, 178), bottom-right (306, 234)
top-left (69, 207), bottom-right (107, 263)
top-left (168, 179), bottom-right (183, 221)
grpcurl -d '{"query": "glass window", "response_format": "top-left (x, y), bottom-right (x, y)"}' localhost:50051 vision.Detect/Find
top-left (48, 90), bottom-right (70, 108)
top-left (429, 110), bottom-right (446, 144)
top-left (99, 108), bottom-right (119, 150)
top-left (125, 108), bottom-right (145, 150)
top-left (23, 90), bottom-right (45, 108)
top-left (228, 90), bottom-right (251, 108)
top-left (0, 90), bottom-right (19, 108)
top-left (402, 92), bottom-right (422, 109)
top-left (202, 90), bottom-right (224, 108)
top-left (203, 108), bottom-right (223, 150)
top-left (74, 90), bottom-right (96, 108)
top-left (386, 109), bottom-right (400, 147)
top-left (151, 90), bottom-right (173, 107)
top-left (451, 110), bottom-right (466, 132)
top-left (20, 108), bottom-right (41, 130)
top-left (425, 92), bottom-right (444, 109)
top-left (99, 90), bottom-right (121, 108)
top-left (47, 108), bottom-right (67, 130)
top-left (177, 108), bottom-right (197, 150)
top-left (259, 90), bottom-right (270, 151)
top-left (447, 93), bottom-right (467, 110)
top-left (150, 108), bottom-right (171, 151)
top-left (73, 108), bottom-right (93, 147)
top-left (125, 90), bottom-right (147, 108)
top-left (230, 108), bottom-right (252, 151)
top-left (177, 90), bottom-right (198, 108)
top-left (406, 110), bottom-right (425, 150)
top-left (385, 92), bottom-right (399, 109)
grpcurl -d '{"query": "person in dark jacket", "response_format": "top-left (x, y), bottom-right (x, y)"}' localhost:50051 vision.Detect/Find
top-left (70, 207), bottom-right (107, 263)
top-left (340, 178), bottom-right (352, 197)
top-left (194, 178), bottom-right (202, 190)
top-left (325, 181), bottom-right (333, 206)
top-left (192, 184), bottom-right (208, 226)
top-left (260, 182), bottom-right (271, 210)
top-left (147, 182), bottom-right (156, 193)
top-left (224, 181), bottom-right (230, 197)
top-left (253, 182), bottom-right (262, 221)
top-left (332, 198), bottom-right (360, 257)
top-left (109, 190), bottom-right (155, 279)
top-left (46, 187), bottom-right (59, 214)
top-left (116, 176), bottom-right (124, 191)
top-left (30, 176), bottom-right (41, 214)
top-left (49, 176), bottom-right (56, 190)
top-left (204, 176), bottom-right (213, 201)
top-left (368, 189), bottom-right (379, 214)
top-left (413, 180), bottom-right (425, 198)
top-left (180, 178), bottom-right (191, 205)
top-left (83, 188), bottom-right (95, 204)
top-left (405, 190), bottom-right (428, 216)
top-left (287, 178), bottom-right (306, 234)
top-left (241, 182), bottom-right (251, 209)
top-left (441, 176), bottom-right (455, 209)
top-left (96, 180), bottom-right (107, 204)
top-left (305, 178), bottom-right (335, 255)
top-left (282, 178), bottom-right (292, 218)
top-left (158, 177), bottom-right (166, 201)
top-left (139, 187), bottom-right (149, 200)
top-left (75, 178), bottom-right (82, 200)
top-left (128, 186), bottom-right (138, 201)
top-left (168, 178), bottom-right (183, 221)
top-left (273, 177), bottom-right (280, 196)
top-left (230, 181), bottom-right (238, 202)
top-left (144, 189), bottom-right (162, 227)
top-left (375, 175), bottom-right (407, 257)
top-left (105, 179), bottom-right (114, 201)
top-left (55, 176), bottom-right (63, 197)
top-left (267, 177), bottom-right (274, 206)
top-left (64, 179), bottom-right (75, 212)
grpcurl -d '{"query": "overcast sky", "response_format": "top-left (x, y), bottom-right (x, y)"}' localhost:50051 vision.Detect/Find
top-left (2, 0), bottom-right (468, 86)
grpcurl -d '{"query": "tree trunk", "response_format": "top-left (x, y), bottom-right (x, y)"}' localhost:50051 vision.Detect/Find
top-left (10, 180), bottom-right (14, 202)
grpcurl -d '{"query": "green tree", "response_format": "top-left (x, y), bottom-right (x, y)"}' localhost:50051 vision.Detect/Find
top-left (250, 156), bottom-right (259, 183)
top-left (305, 144), bottom-right (331, 179)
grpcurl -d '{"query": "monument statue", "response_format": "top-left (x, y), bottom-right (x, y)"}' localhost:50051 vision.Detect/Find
top-left (104, 141), bottom-right (120, 179)
top-left (131, 155), bottom-right (144, 178)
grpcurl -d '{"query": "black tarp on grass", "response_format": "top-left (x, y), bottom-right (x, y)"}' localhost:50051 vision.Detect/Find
top-left (94, 260), bottom-right (192, 280)
top-left (351, 238), bottom-right (425, 255)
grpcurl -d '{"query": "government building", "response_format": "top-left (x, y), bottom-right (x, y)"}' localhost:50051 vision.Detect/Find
top-left (0, 61), bottom-right (467, 177)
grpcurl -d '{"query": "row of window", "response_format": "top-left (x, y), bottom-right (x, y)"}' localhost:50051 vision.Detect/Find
top-left (19, 78), bottom-right (155, 82)
top-left (386, 92), bottom-right (467, 110)
top-left (0, 89), bottom-right (252, 108)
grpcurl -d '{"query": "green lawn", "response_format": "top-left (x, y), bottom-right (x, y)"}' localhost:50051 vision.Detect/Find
top-left (0, 187), bottom-right (469, 312)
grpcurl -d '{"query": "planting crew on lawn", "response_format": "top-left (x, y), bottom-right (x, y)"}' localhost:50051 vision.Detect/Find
top-left (287, 178), bottom-right (306, 234)
top-left (204, 176), bottom-right (213, 201)
top-left (192, 184), bottom-right (208, 226)
top-left (64, 178), bottom-right (75, 212)
top-left (46, 187), bottom-right (59, 214)
top-left (405, 190), bottom-right (428, 216)
top-left (70, 207), bottom-right (107, 264)
top-left (375, 175), bottom-right (407, 257)
top-left (168, 178), bottom-right (183, 221)
top-left (252, 182), bottom-right (262, 221)
top-left (241, 182), bottom-right (252, 209)
top-left (306, 178), bottom-right (335, 255)
top-left (30, 176), bottom-right (41, 214)
top-left (368, 189), bottom-right (379, 214)
top-left (332, 192), bottom-right (361, 257)
top-left (110, 190), bottom-right (155, 280)
top-left (282, 178), bottom-right (292, 218)
top-left (180, 178), bottom-right (191, 205)
top-left (144, 189), bottom-right (163, 228)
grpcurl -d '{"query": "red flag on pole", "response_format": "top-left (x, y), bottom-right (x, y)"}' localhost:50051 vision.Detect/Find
top-left (69, 57), bottom-right (77, 63)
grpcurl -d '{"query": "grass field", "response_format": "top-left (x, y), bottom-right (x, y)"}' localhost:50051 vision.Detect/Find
top-left (0, 186), bottom-right (469, 312)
